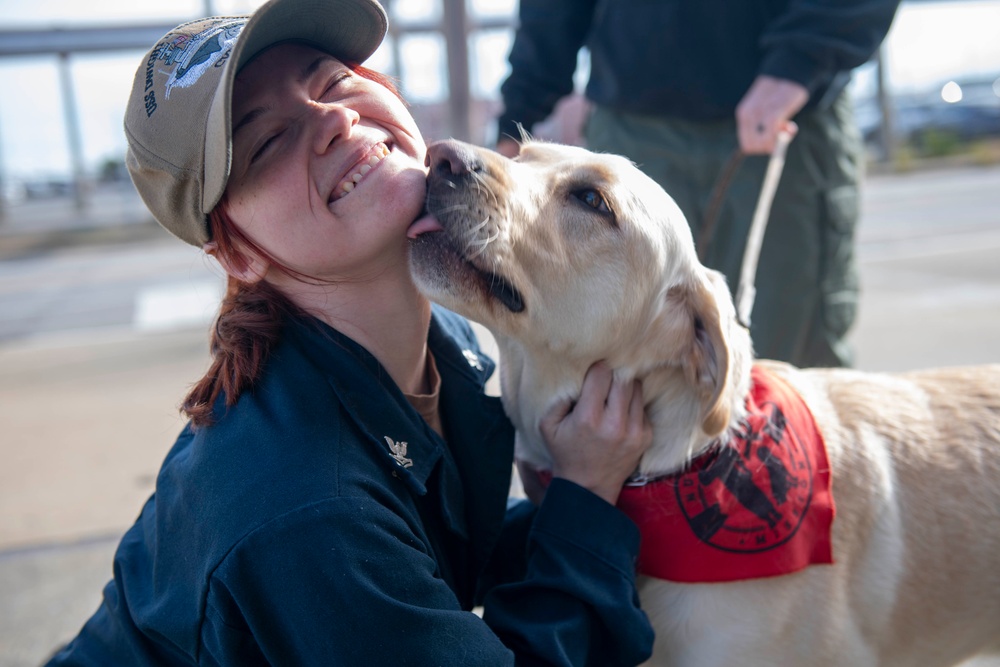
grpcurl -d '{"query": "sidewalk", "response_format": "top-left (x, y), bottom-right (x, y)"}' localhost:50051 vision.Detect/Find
top-left (0, 328), bottom-right (209, 665)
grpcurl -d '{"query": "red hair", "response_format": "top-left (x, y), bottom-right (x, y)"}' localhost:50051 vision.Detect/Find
top-left (351, 64), bottom-right (401, 99)
top-left (181, 201), bottom-right (309, 427)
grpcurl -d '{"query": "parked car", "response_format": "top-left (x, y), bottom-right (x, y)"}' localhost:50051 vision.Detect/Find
top-left (857, 75), bottom-right (1000, 155)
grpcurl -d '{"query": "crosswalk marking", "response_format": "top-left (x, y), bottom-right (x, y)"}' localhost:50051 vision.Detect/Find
top-left (133, 280), bottom-right (223, 332)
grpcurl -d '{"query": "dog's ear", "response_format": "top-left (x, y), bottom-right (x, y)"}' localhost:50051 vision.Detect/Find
top-left (680, 274), bottom-right (732, 437)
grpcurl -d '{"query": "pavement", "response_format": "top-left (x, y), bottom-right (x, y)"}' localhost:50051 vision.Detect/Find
top-left (2, 166), bottom-right (1000, 666)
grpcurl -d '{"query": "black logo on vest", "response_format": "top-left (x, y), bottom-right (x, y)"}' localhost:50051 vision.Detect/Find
top-left (675, 402), bottom-right (814, 553)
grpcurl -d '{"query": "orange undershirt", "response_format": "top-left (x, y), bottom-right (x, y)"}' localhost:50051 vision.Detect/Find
top-left (403, 350), bottom-right (444, 439)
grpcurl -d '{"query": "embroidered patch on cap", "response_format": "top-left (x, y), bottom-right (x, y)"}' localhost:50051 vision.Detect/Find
top-left (157, 20), bottom-right (244, 102)
top-left (616, 365), bottom-right (835, 583)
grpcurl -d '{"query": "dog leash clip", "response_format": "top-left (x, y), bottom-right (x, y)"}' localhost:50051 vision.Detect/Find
top-left (624, 471), bottom-right (651, 487)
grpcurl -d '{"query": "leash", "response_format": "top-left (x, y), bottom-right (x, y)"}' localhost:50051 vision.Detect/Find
top-left (697, 149), bottom-right (745, 261)
top-left (734, 130), bottom-right (792, 328)
top-left (697, 130), bottom-right (794, 329)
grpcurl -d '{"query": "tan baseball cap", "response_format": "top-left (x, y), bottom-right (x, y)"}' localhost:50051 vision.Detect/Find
top-left (124, 0), bottom-right (388, 246)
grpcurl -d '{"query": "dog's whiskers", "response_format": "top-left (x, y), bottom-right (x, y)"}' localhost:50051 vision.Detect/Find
top-left (434, 203), bottom-right (470, 215)
top-left (465, 217), bottom-right (498, 259)
top-left (469, 170), bottom-right (501, 211)
top-left (470, 216), bottom-right (491, 234)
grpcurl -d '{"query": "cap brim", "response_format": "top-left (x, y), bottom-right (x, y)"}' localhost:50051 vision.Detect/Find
top-left (202, 0), bottom-right (387, 220)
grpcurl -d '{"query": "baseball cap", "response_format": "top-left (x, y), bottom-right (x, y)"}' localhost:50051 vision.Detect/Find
top-left (124, 0), bottom-right (388, 247)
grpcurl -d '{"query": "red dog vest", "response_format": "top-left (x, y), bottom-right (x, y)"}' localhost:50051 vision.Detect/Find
top-left (615, 365), bottom-right (835, 583)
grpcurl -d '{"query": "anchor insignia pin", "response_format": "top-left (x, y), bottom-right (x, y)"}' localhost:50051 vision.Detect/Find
top-left (384, 436), bottom-right (413, 469)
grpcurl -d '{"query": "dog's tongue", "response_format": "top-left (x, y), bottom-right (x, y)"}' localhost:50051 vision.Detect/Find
top-left (407, 215), bottom-right (443, 239)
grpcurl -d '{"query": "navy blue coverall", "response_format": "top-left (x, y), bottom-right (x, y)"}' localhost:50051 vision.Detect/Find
top-left (47, 307), bottom-right (654, 666)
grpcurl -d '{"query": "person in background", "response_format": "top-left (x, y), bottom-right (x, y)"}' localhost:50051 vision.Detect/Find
top-left (45, 0), bottom-right (655, 664)
top-left (497, 0), bottom-right (901, 368)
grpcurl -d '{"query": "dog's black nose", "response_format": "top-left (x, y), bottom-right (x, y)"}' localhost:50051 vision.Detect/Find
top-left (426, 139), bottom-right (484, 179)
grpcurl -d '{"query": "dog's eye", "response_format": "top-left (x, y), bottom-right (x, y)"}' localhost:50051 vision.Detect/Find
top-left (571, 189), bottom-right (611, 215)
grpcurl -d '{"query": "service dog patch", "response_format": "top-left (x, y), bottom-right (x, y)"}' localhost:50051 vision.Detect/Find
top-left (616, 365), bottom-right (835, 582)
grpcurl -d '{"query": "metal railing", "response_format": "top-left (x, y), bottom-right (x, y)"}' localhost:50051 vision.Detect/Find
top-left (8, 0), bottom-right (974, 224)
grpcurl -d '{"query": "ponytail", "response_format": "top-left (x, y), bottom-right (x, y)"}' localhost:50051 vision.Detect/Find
top-left (181, 200), bottom-right (307, 427)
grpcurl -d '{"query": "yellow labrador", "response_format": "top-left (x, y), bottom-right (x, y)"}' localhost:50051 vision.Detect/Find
top-left (408, 139), bottom-right (1000, 667)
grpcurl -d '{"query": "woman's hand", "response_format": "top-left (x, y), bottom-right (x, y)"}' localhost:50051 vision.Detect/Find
top-left (538, 362), bottom-right (652, 505)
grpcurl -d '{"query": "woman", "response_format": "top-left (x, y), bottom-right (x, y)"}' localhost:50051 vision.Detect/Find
top-left (47, 0), bottom-right (655, 664)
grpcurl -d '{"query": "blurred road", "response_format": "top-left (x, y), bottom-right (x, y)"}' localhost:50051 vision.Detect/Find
top-left (1, 163), bottom-right (999, 666)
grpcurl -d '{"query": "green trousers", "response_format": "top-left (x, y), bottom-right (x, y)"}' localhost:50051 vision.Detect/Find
top-left (585, 92), bottom-right (863, 368)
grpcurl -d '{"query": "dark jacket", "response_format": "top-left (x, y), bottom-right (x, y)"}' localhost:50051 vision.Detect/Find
top-left (47, 307), bottom-right (653, 666)
top-left (497, 0), bottom-right (899, 141)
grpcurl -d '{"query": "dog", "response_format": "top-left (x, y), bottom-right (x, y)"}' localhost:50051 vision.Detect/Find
top-left (407, 138), bottom-right (1000, 667)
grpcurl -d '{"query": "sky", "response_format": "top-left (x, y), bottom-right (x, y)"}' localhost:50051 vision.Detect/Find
top-left (0, 0), bottom-right (998, 181)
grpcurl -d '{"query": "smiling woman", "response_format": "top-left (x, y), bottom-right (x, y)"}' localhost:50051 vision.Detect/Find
top-left (41, 0), bottom-right (657, 664)
top-left (220, 44), bottom-right (427, 285)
